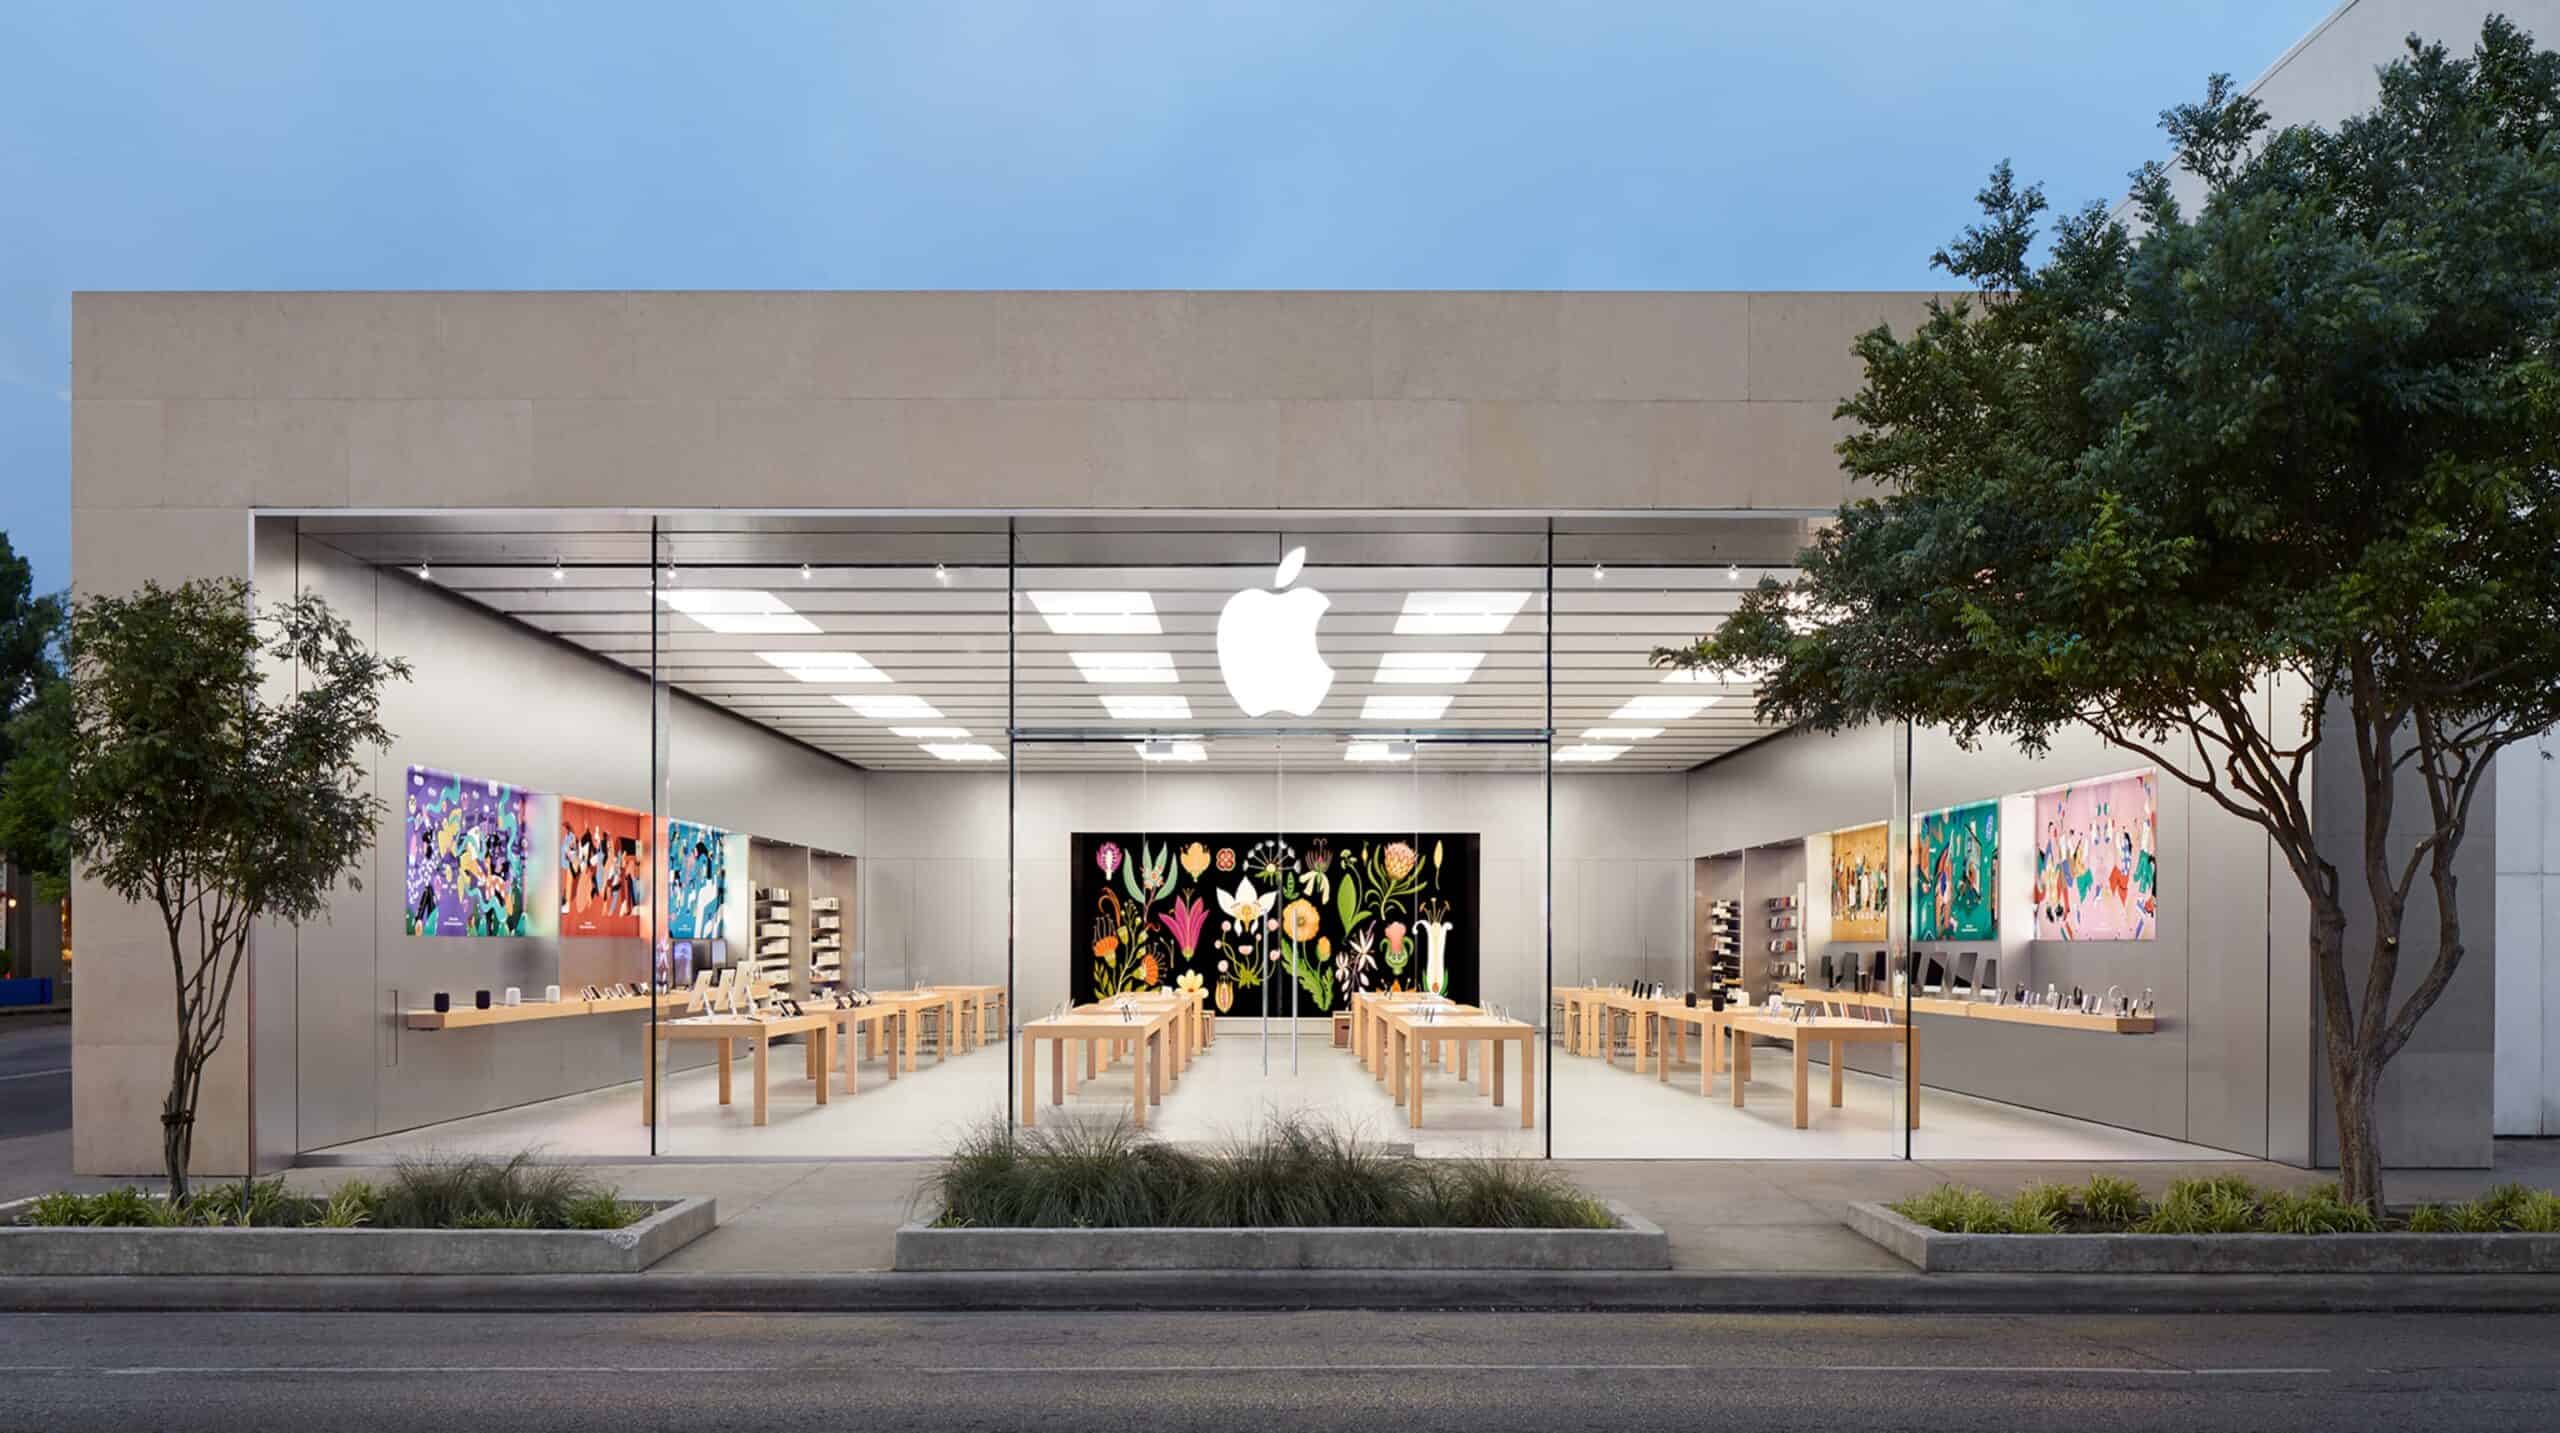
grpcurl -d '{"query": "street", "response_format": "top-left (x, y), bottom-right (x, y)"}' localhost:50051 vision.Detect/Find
top-left (2, 1308), bottom-right (2556, 1431)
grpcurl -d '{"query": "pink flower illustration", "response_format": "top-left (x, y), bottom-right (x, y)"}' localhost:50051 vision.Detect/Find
top-left (1158, 894), bottom-right (1211, 958)
top-left (1096, 842), bottom-right (1123, 879)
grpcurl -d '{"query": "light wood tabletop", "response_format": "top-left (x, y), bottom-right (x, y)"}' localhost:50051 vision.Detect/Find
top-left (640, 1011), bottom-right (834, 1127)
top-left (1018, 1001), bottom-right (1186, 1130)
top-left (1375, 1007), bottom-right (1536, 1130)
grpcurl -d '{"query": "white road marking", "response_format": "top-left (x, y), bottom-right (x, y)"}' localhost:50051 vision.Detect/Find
top-left (0, 1363), bottom-right (2334, 1378)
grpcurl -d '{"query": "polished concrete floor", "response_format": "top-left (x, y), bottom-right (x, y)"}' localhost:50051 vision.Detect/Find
top-left (311, 1024), bottom-right (2238, 1163)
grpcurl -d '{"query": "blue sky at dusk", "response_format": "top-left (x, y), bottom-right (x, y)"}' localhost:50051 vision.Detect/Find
top-left (0, 2), bottom-right (2338, 593)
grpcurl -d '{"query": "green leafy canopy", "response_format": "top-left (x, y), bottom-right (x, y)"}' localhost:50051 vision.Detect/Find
top-left (1658, 19), bottom-right (2560, 1211)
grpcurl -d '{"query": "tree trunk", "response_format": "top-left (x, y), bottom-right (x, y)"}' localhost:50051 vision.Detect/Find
top-left (2330, 1061), bottom-right (2383, 1214)
top-left (161, 1106), bottom-right (194, 1206)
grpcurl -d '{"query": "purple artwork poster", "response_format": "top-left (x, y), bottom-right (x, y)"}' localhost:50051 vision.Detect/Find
top-left (403, 765), bottom-right (534, 937)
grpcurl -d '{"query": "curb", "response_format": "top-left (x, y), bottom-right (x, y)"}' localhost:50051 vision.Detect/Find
top-left (1, 1268), bottom-right (2553, 1315)
top-left (893, 1202), bottom-right (1669, 1272)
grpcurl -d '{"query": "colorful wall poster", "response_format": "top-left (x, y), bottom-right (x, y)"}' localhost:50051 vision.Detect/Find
top-left (559, 798), bottom-right (651, 938)
top-left (665, 819), bottom-right (730, 941)
top-left (1068, 832), bottom-right (1481, 1017)
top-left (1828, 822), bottom-right (1891, 942)
top-left (2034, 771), bottom-right (2159, 940)
top-left (402, 766), bottom-right (534, 937)
top-left (1911, 800), bottom-right (1998, 941)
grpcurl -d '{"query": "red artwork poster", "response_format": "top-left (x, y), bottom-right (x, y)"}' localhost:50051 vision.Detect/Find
top-left (560, 798), bottom-right (651, 938)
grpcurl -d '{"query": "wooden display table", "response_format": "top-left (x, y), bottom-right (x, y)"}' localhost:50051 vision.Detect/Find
top-left (1018, 1001), bottom-right (1187, 1130)
top-left (1375, 1007), bottom-right (1536, 1130)
top-left (1553, 986), bottom-right (1620, 1056)
top-left (941, 983), bottom-right (1009, 1046)
top-left (1351, 993), bottom-right (1473, 1077)
top-left (640, 1012), bottom-right (833, 1127)
top-left (867, 989), bottom-right (965, 1071)
top-left (1777, 983), bottom-right (2156, 1035)
top-left (1658, 1008), bottom-right (1925, 1131)
top-left (797, 1001), bottom-right (909, 1095)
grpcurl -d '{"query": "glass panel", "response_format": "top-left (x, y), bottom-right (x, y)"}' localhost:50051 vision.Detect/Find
top-left (277, 514), bottom-right (660, 1161)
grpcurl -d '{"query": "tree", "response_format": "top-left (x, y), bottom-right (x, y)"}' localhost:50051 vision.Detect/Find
top-left (66, 579), bottom-right (407, 1199)
top-left (0, 678), bottom-right (71, 903)
top-left (0, 533), bottom-right (66, 889)
top-left (1659, 19), bottom-right (2560, 1212)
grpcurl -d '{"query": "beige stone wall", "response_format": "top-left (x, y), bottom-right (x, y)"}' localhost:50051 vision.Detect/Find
top-left (68, 289), bottom-right (1933, 1173)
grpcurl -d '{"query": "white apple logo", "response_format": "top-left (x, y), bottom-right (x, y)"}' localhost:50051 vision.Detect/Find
top-left (1217, 546), bottom-right (1333, 717)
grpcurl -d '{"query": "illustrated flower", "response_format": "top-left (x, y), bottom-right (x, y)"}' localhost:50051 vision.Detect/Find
top-left (1382, 842), bottom-right (1419, 880)
top-left (1216, 878), bottom-right (1270, 927)
top-left (1093, 932), bottom-right (1119, 959)
top-left (1214, 980), bottom-right (1234, 1013)
top-left (1384, 921), bottom-right (1408, 958)
top-left (1158, 893), bottom-right (1211, 957)
top-left (1281, 899), bottom-right (1322, 943)
top-left (1175, 970), bottom-right (1205, 999)
top-left (1139, 841), bottom-right (1173, 894)
top-left (1096, 842), bottom-right (1123, 880)
top-left (1180, 842), bottom-right (1212, 880)
top-left (1418, 899), bottom-right (1455, 996)
top-left (1303, 837), bottom-right (1333, 873)
top-left (1139, 953), bottom-right (1159, 985)
top-left (1247, 838), bottom-right (1296, 881)
top-left (1215, 847), bottom-right (1236, 872)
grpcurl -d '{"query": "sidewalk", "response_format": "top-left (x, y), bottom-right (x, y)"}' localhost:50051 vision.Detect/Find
top-left (252, 1143), bottom-right (2560, 1277)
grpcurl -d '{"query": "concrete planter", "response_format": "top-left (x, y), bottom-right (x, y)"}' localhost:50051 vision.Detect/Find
top-left (1849, 1200), bottom-right (2560, 1275)
top-left (0, 1196), bottom-right (715, 1276)
top-left (895, 1201), bottom-right (1667, 1271)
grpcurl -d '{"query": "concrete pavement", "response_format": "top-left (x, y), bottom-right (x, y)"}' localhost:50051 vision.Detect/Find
top-left (3, 1308), bottom-right (2557, 1432)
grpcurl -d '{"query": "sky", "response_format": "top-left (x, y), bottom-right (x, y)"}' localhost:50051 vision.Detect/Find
top-left (0, 1), bottom-right (2340, 595)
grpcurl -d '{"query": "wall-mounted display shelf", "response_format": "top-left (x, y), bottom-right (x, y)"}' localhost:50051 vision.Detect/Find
top-left (1707, 898), bottom-right (1742, 994)
top-left (754, 884), bottom-right (795, 993)
top-left (809, 894), bottom-right (844, 988)
top-left (1776, 983), bottom-right (2156, 1035)
top-left (403, 991), bottom-right (690, 1032)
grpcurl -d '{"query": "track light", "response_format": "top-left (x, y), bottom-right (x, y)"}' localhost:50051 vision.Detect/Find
top-left (550, 559), bottom-right (566, 582)
top-left (415, 560), bottom-right (432, 582)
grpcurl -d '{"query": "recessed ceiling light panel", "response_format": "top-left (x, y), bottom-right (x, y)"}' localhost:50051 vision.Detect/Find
top-left (890, 725), bottom-right (970, 739)
top-left (1580, 726), bottom-right (1665, 740)
top-left (838, 694), bottom-right (943, 720)
top-left (1344, 741), bottom-right (1414, 763)
top-left (1135, 740), bottom-right (1207, 763)
top-left (1100, 694), bottom-right (1192, 721)
top-left (1374, 652), bottom-right (1485, 684)
top-left (1069, 651), bottom-right (1179, 684)
top-left (1555, 745), bottom-right (1630, 763)
top-left (658, 589), bottom-right (821, 635)
top-left (1611, 695), bottom-right (1718, 721)
top-left (921, 742), bottom-right (1003, 762)
top-left (757, 650), bottom-right (888, 683)
top-left (1394, 591), bottom-right (1531, 636)
top-left (1027, 591), bottom-right (1160, 635)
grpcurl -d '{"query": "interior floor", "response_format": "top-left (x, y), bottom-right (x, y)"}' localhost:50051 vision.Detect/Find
top-left (309, 1029), bottom-right (2239, 1162)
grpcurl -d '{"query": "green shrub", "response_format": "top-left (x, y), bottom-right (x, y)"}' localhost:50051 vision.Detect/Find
top-left (563, 1193), bottom-right (639, 1231)
top-left (82, 1186), bottom-right (183, 1228)
top-left (369, 1152), bottom-right (629, 1231)
top-left (2257, 1185), bottom-right (2379, 1235)
top-left (23, 1191), bottom-right (96, 1226)
top-left (2510, 1189), bottom-right (2560, 1234)
top-left (189, 1177), bottom-right (303, 1228)
top-left (2007, 1181), bottom-right (2074, 1232)
top-left (925, 1115), bottom-right (1615, 1230)
top-left (2080, 1174), bottom-right (2145, 1228)
top-left (2403, 1202), bottom-right (2456, 1233)
top-left (318, 1180), bottom-right (377, 1229)
top-left (2138, 1178), bottom-right (2261, 1234)
top-left (1893, 1184), bottom-right (2036, 1234)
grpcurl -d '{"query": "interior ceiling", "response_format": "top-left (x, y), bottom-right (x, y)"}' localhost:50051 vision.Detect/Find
top-left (296, 514), bottom-right (1811, 774)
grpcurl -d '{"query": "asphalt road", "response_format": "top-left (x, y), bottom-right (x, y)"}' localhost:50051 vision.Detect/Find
top-left (2, 1308), bottom-right (2556, 1431)
top-left (0, 1017), bottom-right (68, 1142)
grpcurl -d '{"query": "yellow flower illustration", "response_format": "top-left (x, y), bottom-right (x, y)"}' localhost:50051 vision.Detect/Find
top-left (1281, 898), bottom-right (1322, 943)
top-left (1180, 842), bottom-right (1212, 880)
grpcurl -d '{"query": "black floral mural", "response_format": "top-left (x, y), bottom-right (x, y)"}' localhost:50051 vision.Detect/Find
top-left (1069, 832), bottom-right (1481, 1016)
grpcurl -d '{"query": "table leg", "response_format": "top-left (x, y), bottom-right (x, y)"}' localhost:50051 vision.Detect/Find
top-left (1409, 1034), bottom-right (1425, 1130)
top-left (1492, 1038), bottom-right (1506, 1107)
top-left (1151, 1026), bottom-right (1166, 1105)
top-left (1086, 1037), bottom-right (1098, 1082)
top-left (813, 1027), bottom-right (831, 1105)
top-left (887, 1013), bottom-right (902, 1081)
top-left (717, 1037), bottom-right (734, 1106)
top-left (1518, 1035), bottom-right (1535, 1129)
top-left (753, 1038), bottom-right (770, 1126)
top-left (1701, 1023), bottom-right (1714, 1097)
top-left (641, 1028), bottom-right (658, 1125)
top-left (1051, 1036), bottom-right (1065, 1107)
top-left (845, 1020), bottom-right (861, 1096)
top-left (1792, 1038), bottom-right (1810, 1129)
top-left (1456, 1039), bottom-right (1469, 1083)
top-left (1732, 1035), bottom-right (1750, 1108)
top-left (1130, 1034), bottom-right (1148, 1130)
top-left (1392, 1028), bottom-right (1406, 1105)
top-left (904, 1010), bottom-right (918, 1073)
top-left (1829, 1037), bottom-right (1845, 1109)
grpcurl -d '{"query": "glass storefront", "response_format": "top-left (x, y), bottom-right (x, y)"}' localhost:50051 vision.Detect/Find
top-left (267, 509), bottom-right (2240, 1165)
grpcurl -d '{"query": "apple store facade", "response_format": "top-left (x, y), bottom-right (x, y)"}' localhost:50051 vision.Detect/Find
top-left (70, 292), bottom-right (2494, 1176)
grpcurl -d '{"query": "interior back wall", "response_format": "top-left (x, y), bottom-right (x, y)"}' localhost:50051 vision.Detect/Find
top-left (857, 769), bottom-right (1693, 1027)
top-left (1685, 719), bottom-right (2275, 1158)
top-left (268, 530), bottom-right (867, 1157)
